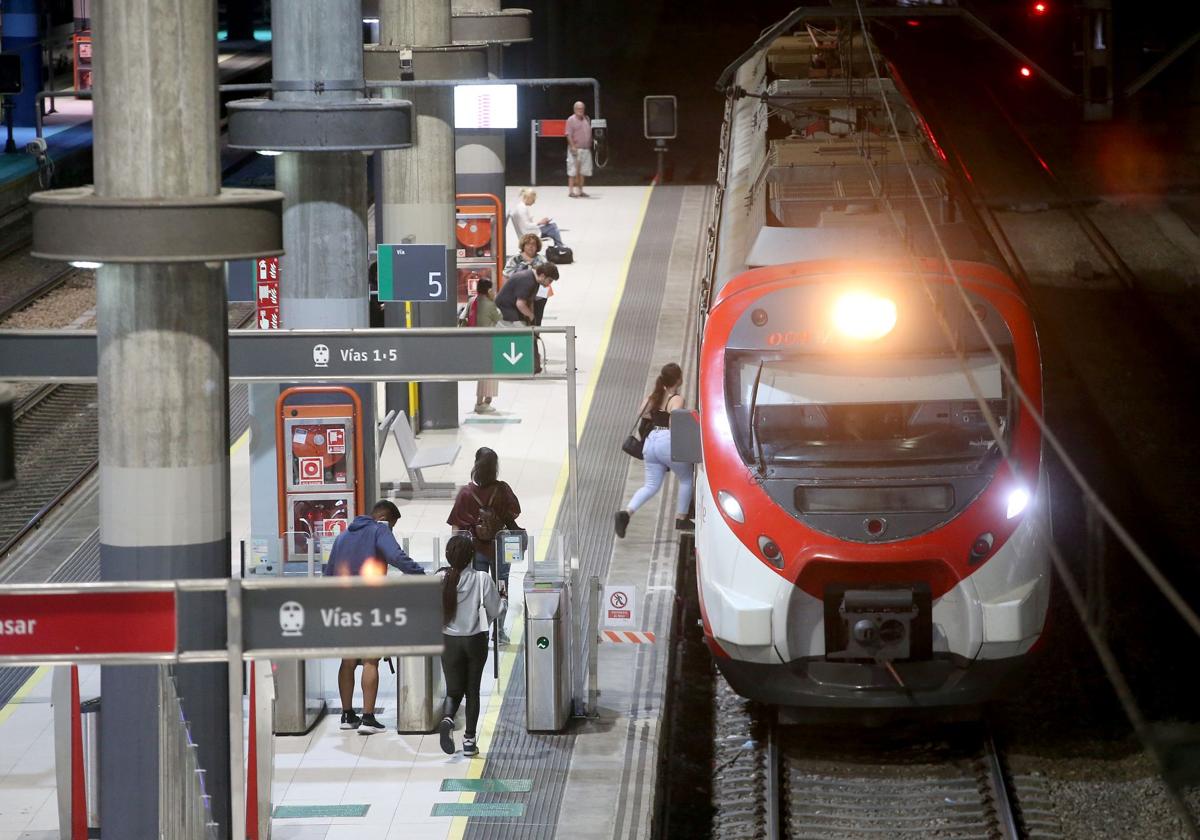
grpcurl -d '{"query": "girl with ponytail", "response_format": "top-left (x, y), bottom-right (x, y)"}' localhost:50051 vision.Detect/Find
top-left (615, 362), bottom-right (695, 538)
top-left (437, 534), bottom-right (501, 757)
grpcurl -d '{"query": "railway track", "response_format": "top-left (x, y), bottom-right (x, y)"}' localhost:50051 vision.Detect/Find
top-left (767, 718), bottom-right (1021, 840)
top-left (709, 675), bottom-right (1062, 840)
top-left (0, 304), bottom-right (256, 561)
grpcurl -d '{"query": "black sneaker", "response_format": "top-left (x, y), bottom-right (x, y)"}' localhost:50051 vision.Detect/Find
top-left (438, 716), bottom-right (455, 755)
top-left (340, 710), bottom-right (361, 730)
top-left (615, 510), bottom-right (630, 539)
top-left (462, 737), bottom-right (479, 757)
top-left (357, 713), bottom-right (385, 735)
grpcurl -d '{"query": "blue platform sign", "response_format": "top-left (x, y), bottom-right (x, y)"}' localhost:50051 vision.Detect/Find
top-left (377, 243), bottom-right (448, 302)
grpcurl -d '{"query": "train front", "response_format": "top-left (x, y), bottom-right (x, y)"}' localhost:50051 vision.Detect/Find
top-left (691, 259), bottom-right (1050, 709)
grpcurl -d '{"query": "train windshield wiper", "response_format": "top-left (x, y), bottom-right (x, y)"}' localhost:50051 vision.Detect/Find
top-left (748, 360), bottom-right (767, 476)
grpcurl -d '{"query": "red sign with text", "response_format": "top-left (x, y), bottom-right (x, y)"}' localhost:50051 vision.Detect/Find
top-left (256, 257), bottom-right (280, 330)
top-left (0, 591), bottom-right (177, 657)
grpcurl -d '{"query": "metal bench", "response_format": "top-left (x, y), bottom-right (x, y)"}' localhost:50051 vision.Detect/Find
top-left (378, 409), bottom-right (460, 498)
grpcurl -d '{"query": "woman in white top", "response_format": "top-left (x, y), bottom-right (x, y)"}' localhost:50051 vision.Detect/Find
top-left (515, 188), bottom-right (565, 248)
top-left (437, 534), bottom-right (501, 757)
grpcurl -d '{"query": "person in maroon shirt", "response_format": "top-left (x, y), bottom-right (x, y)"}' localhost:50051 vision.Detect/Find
top-left (447, 447), bottom-right (522, 643)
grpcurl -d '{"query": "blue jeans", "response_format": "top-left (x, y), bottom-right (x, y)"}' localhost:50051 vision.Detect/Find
top-left (540, 222), bottom-right (564, 248)
top-left (627, 428), bottom-right (694, 516)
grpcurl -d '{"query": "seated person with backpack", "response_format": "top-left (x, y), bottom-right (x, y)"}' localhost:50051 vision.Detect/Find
top-left (447, 447), bottom-right (522, 644)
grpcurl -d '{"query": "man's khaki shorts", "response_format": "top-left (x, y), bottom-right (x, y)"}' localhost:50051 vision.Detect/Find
top-left (567, 148), bottom-right (594, 177)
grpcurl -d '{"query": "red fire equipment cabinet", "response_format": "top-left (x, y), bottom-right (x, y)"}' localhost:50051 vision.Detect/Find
top-left (455, 193), bottom-right (505, 307)
top-left (275, 386), bottom-right (365, 570)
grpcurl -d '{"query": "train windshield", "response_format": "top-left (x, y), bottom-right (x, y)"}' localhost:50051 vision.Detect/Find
top-left (725, 352), bottom-right (1010, 468)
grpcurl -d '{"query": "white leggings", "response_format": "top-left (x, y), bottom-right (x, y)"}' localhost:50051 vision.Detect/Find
top-left (627, 428), bottom-right (694, 517)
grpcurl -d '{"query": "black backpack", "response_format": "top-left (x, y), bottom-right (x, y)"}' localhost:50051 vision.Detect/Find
top-left (471, 487), bottom-right (504, 543)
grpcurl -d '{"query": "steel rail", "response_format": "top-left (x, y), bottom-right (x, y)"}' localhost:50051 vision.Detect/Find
top-left (765, 714), bottom-right (782, 840)
top-left (983, 728), bottom-right (1021, 840)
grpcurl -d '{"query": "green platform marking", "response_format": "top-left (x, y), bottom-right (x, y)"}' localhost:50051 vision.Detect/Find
top-left (491, 334), bottom-right (534, 375)
top-left (432, 803), bottom-right (525, 818)
top-left (463, 417), bottom-right (522, 424)
top-left (441, 778), bottom-right (533, 793)
top-left (273, 804), bottom-right (370, 819)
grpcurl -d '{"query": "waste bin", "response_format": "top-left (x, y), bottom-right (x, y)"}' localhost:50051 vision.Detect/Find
top-left (524, 583), bottom-right (572, 731)
top-left (79, 697), bottom-right (100, 832)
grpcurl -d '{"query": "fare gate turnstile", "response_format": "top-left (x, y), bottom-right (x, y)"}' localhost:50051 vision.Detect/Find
top-left (524, 581), bottom-right (572, 731)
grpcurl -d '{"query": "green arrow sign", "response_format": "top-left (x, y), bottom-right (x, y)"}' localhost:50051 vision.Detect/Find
top-left (491, 334), bottom-right (534, 374)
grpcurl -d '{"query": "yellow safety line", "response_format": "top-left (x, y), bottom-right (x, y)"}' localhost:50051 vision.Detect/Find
top-left (447, 184), bottom-right (656, 838)
top-left (0, 666), bottom-right (50, 727)
top-left (230, 428), bottom-right (250, 457)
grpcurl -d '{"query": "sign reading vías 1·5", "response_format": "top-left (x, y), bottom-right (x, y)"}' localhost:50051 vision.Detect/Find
top-left (377, 243), bottom-right (449, 302)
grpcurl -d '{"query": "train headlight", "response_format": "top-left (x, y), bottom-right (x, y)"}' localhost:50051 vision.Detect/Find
top-left (758, 535), bottom-right (784, 569)
top-left (717, 490), bottom-right (745, 523)
top-left (1006, 487), bottom-right (1030, 519)
top-left (832, 292), bottom-right (897, 341)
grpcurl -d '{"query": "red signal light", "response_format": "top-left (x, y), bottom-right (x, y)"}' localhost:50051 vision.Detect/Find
top-left (906, 19), bottom-right (920, 27)
top-left (1032, 1), bottom-right (1047, 14)
top-left (1019, 66), bottom-right (1032, 78)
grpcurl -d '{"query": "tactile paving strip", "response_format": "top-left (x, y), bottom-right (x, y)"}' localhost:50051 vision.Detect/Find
top-left (464, 186), bottom-right (686, 839)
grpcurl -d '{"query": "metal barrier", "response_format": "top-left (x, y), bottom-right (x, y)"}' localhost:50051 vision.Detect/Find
top-left (79, 697), bottom-right (100, 832)
top-left (158, 666), bottom-right (220, 840)
top-left (252, 533), bottom-right (326, 735)
top-left (523, 532), bottom-right (574, 731)
top-left (396, 535), bottom-right (444, 733)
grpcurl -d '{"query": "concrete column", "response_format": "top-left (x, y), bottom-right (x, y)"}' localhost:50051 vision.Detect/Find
top-left (380, 0), bottom-right (459, 430)
top-left (93, 1), bottom-right (230, 836)
top-left (250, 0), bottom-right (376, 540)
top-left (453, 3), bottom-right (507, 218)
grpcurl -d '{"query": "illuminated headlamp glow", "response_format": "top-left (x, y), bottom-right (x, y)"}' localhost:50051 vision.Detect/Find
top-left (718, 490), bottom-right (745, 523)
top-left (832, 292), bottom-right (897, 341)
top-left (1006, 487), bottom-right (1030, 519)
top-left (257, 149), bottom-right (284, 156)
top-left (70, 261), bottom-right (102, 269)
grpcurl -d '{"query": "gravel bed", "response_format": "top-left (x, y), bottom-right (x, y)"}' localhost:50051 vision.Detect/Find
top-left (0, 268), bottom-right (94, 329)
top-left (1009, 749), bottom-right (1192, 839)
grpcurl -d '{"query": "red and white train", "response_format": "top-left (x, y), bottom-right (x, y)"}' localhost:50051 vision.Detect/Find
top-left (677, 22), bottom-right (1050, 709)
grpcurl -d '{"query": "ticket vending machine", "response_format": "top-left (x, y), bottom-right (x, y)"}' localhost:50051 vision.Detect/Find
top-left (455, 193), bottom-right (505, 307)
top-left (273, 386), bottom-right (365, 734)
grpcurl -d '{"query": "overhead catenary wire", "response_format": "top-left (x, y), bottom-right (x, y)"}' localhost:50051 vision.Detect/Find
top-left (846, 4), bottom-right (1200, 834)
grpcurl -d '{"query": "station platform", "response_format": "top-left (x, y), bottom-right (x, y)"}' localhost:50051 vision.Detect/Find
top-left (0, 182), bottom-right (711, 839)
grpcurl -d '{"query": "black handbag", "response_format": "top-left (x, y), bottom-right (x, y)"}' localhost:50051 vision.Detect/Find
top-left (621, 408), bottom-right (655, 460)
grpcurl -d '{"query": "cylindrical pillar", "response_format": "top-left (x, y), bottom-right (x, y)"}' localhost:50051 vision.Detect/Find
top-left (453, 2), bottom-right (507, 223)
top-left (380, 0), bottom-right (460, 430)
top-left (93, 1), bottom-right (230, 836)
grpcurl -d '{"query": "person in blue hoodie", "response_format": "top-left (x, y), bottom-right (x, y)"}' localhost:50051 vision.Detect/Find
top-left (325, 499), bottom-right (425, 734)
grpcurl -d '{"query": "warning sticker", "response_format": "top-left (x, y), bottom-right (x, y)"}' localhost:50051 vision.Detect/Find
top-left (603, 585), bottom-right (638, 629)
top-left (297, 456), bottom-right (324, 485)
top-left (327, 427), bottom-right (346, 454)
